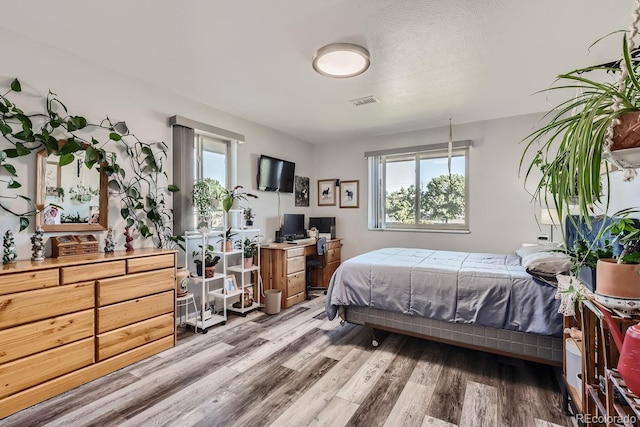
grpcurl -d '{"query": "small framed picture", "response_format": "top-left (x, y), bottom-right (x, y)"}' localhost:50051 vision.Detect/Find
top-left (318, 179), bottom-right (336, 206)
top-left (224, 274), bottom-right (238, 294)
top-left (339, 180), bottom-right (359, 208)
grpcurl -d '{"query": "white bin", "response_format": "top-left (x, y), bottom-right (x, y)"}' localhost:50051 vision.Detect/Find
top-left (264, 289), bottom-right (282, 315)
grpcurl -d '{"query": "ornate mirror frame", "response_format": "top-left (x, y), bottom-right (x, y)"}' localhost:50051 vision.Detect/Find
top-left (35, 149), bottom-right (109, 232)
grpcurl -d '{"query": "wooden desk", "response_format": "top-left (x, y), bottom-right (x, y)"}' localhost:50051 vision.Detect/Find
top-left (260, 239), bottom-right (342, 308)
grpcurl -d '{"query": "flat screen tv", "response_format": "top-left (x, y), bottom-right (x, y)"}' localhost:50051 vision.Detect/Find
top-left (257, 155), bottom-right (295, 193)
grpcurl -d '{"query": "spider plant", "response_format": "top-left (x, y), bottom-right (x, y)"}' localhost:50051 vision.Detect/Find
top-left (520, 35), bottom-right (640, 234)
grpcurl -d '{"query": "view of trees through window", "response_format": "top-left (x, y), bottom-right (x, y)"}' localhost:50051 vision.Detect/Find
top-left (385, 153), bottom-right (466, 227)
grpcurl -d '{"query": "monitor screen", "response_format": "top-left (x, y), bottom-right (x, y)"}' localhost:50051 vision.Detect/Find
top-left (282, 213), bottom-right (305, 239)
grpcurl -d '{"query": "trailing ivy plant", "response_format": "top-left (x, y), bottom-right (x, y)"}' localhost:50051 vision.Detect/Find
top-left (0, 78), bottom-right (182, 249)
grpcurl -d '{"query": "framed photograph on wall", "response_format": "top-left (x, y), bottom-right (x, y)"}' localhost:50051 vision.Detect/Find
top-left (224, 274), bottom-right (238, 294)
top-left (317, 179), bottom-right (336, 206)
top-left (339, 180), bottom-right (359, 208)
top-left (295, 175), bottom-right (309, 207)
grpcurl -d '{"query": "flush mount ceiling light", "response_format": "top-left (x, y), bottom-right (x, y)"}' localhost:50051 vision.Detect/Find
top-left (312, 43), bottom-right (370, 78)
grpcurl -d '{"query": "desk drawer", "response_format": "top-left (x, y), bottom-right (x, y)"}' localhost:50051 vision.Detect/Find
top-left (97, 268), bottom-right (175, 306)
top-left (286, 247), bottom-right (305, 258)
top-left (97, 313), bottom-right (174, 361)
top-left (0, 269), bottom-right (59, 296)
top-left (286, 256), bottom-right (305, 274)
top-left (0, 282), bottom-right (94, 329)
top-left (327, 240), bottom-right (341, 250)
top-left (127, 254), bottom-right (175, 274)
top-left (97, 291), bottom-right (174, 334)
top-left (61, 261), bottom-right (126, 284)
top-left (0, 337), bottom-right (94, 400)
top-left (287, 272), bottom-right (305, 296)
top-left (284, 292), bottom-right (306, 308)
top-left (326, 248), bottom-right (340, 264)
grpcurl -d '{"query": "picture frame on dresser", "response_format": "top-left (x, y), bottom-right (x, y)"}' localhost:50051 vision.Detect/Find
top-left (224, 274), bottom-right (238, 294)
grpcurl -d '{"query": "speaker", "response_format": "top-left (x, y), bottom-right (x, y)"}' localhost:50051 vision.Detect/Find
top-left (275, 229), bottom-right (284, 243)
top-left (330, 225), bottom-right (336, 239)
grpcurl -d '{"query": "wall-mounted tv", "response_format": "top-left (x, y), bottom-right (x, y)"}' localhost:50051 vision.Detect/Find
top-left (257, 155), bottom-right (295, 193)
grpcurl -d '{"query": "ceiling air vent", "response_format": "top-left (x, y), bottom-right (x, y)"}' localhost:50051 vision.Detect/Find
top-left (349, 95), bottom-right (379, 106)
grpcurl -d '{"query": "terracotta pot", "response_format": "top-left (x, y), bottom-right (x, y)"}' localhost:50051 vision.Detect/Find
top-left (220, 240), bottom-right (233, 252)
top-left (596, 259), bottom-right (640, 299)
top-left (205, 266), bottom-right (216, 279)
top-left (612, 112), bottom-right (640, 151)
top-left (243, 257), bottom-right (253, 269)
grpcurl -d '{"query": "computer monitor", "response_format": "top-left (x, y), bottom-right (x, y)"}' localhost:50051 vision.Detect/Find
top-left (282, 214), bottom-right (305, 240)
top-left (309, 217), bottom-right (335, 238)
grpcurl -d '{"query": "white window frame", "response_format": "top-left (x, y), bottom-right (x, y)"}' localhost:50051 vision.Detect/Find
top-left (367, 141), bottom-right (471, 233)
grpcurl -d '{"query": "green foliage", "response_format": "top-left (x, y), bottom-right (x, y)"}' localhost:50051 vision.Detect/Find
top-left (220, 185), bottom-right (257, 212)
top-left (520, 35), bottom-right (640, 229)
top-left (385, 174), bottom-right (465, 224)
top-left (0, 78), bottom-right (182, 248)
top-left (235, 236), bottom-right (259, 258)
top-left (602, 208), bottom-right (640, 263)
top-left (564, 239), bottom-right (614, 273)
top-left (192, 244), bottom-right (220, 267)
top-left (423, 174), bottom-right (465, 223)
top-left (192, 178), bottom-right (222, 216)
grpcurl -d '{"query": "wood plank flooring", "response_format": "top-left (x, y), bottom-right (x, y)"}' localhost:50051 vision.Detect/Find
top-left (2, 294), bottom-right (574, 427)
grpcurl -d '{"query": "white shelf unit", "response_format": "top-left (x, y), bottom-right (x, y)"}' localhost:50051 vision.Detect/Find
top-left (183, 208), bottom-right (262, 330)
top-left (225, 209), bottom-right (262, 317)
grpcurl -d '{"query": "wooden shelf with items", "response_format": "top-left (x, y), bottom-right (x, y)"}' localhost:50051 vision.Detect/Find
top-left (564, 298), bottom-right (640, 426)
top-left (562, 302), bottom-right (586, 416)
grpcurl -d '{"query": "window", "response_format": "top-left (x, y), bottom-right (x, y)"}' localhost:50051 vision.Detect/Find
top-left (194, 134), bottom-right (229, 229)
top-left (367, 142), bottom-right (470, 232)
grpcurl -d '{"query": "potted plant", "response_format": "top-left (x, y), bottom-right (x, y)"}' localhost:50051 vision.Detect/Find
top-left (217, 227), bottom-right (238, 252)
top-left (520, 34), bottom-right (640, 229)
top-left (192, 178), bottom-right (220, 231)
top-left (243, 207), bottom-right (255, 227)
top-left (236, 236), bottom-right (259, 268)
top-left (596, 209), bottom-right (640, 301)
top-left (192, 244), bottom-right (220, 278)
top-left (220, 185), bottom-right (258, 212)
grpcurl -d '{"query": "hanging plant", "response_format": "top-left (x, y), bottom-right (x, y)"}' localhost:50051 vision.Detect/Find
top-left (0, 78), bottom-right (182, 249)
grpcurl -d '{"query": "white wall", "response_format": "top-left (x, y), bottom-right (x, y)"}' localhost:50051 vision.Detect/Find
top-left (0, 27), bottom-right (314, 258)
top-left (311, 113), bottom-right (561, 260)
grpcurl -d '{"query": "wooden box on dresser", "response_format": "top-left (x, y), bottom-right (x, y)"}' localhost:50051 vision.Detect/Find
top-left (0, 248), bottom-right (176, 420)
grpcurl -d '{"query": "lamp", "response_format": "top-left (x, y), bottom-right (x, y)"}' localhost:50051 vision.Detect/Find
top-left (540, 207), bottom-right (561, 242)
top-left (312, 43), bottom-right (370, 78)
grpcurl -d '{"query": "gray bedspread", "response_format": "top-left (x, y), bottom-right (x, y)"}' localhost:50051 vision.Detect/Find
top-left (325, 248), bottom-right (562, 336)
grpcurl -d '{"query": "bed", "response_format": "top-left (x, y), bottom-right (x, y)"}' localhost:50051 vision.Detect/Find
top-left (325, 246), bottom-right (571, 366)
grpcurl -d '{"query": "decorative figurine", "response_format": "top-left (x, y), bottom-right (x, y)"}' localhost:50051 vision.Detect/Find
top-left (104, 226), bottom-right (115, 253)
top-left (30, 226), bottom-right (45, 261)
top-left (124, 226), bottom-right (134, 252)
top-left (3, 230), bottom-right (17, 264)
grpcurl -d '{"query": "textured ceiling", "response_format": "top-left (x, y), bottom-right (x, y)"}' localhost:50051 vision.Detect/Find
top-left (1, 0), bottom-right (635, 144)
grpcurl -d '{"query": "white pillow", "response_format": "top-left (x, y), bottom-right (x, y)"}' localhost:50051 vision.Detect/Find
top-left (521, 251), bottom-right (572, 274)
top-left (515, 243), bottom-right (563, 259)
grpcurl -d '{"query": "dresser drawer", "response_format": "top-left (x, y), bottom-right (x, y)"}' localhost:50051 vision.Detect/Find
top-left (0, 337), bottom-right (94, 400)
top-left (0, 282), bottom-right (94, 329)
top-left (97, 268), bottom-right (175, 306)
top-left (97, 291), bottom-right (174, 334)
top-left (286, 256), bottom-right (305, 274)
top-left (287, 271), bottom-right (305, 296)
top-left (127, 254), bottom-right (175, 274)
top-left (97, 313), bottom-right (174, 361)
top-left (61, 261), bottom-right (126, 284)
top-left (0, 269), bottom-right (59, 296)
top-left (0, 310), bottom-right (93, 365)
top-left (327, 240), bottom-right (341, 250)
top-left (326, 248), bottom-right (340, 264)
top-left (286, 247), bottom-right (305, 258)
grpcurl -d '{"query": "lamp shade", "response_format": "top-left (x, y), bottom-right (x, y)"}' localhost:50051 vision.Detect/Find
top-left (312, 43), bottom-right (370, 78)
top-left (540, 208), bottom-right (561, 226)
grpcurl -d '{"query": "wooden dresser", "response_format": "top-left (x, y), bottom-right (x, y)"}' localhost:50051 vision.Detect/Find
top-left (0, 249), bottom-right (176, 419)
top-left (260, 239), bottom-right (342, 308)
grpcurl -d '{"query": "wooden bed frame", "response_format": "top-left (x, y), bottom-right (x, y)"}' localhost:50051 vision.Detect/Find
top-left (345, 306), bottom-right (563, 366)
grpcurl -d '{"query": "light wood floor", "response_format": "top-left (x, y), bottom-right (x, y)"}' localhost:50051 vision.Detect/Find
top-left (3, 294), bottom-right (574, 427)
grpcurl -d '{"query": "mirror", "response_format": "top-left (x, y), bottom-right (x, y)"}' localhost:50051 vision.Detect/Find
top-left (36, 149), bottom-right (109, 232)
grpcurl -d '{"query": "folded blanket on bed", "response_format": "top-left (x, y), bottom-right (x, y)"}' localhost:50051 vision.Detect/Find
top-left (325, 248), bottom-right (562, 336)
